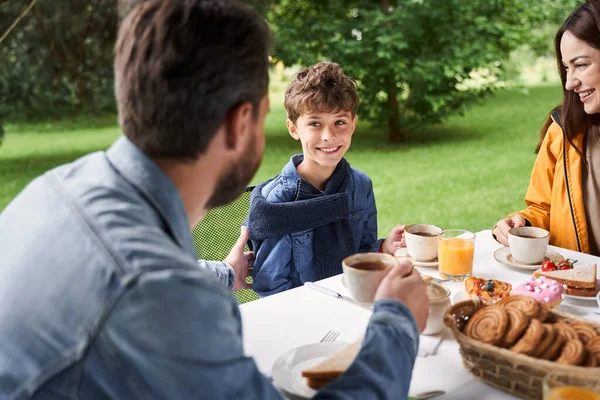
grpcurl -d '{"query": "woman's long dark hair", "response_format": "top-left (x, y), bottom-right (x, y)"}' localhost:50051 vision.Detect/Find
top-left (536, 0), bottom-right (600, 153)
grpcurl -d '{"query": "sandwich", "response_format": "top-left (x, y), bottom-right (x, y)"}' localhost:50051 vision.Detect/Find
top-left (532, 264), bottom-right (598, 297)
top-left (301, 337), bottom-right (363, 389)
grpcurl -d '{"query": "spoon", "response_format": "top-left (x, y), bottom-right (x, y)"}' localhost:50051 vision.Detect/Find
top-left (410, 390), bottom-right (446, 400)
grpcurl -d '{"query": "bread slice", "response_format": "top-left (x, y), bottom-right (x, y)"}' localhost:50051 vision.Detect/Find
top-left (565, 286), bottom-right (599, 297)
top-left (532, 264), bottom-right (597, 289)
top-left (301, 337), bottom-right (363, 387)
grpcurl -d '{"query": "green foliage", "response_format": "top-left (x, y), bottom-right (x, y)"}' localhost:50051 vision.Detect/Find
top-left (268, 0), bottom-right (577, 140)
top-left (1, 0), bottom-right (118, 120)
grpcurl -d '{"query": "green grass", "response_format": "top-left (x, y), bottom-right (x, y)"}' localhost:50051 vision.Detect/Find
top-left (1, 84), bottom-right (562, 238)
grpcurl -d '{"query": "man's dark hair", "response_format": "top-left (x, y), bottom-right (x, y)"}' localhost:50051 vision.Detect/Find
top-left (114, 0), bottom-right (271, 159)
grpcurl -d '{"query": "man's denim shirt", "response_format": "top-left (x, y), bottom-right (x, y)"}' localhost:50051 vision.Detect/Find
top-left (0, 137), bottom-right (419, 400)
top-left (252, 155), bottom-right (382, 297)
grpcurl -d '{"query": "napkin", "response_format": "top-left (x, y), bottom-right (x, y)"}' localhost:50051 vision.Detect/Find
top-left (418, 330), bottom-right (447, 357)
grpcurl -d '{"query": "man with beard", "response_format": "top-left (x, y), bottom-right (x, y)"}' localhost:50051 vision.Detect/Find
top-left (0, 1), bottom-right (429, 399)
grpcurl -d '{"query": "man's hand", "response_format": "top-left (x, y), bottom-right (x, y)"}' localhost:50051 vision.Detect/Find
top-left (375, 259), bottom-right (429, 332)
top-left (224, 226), bottom-right (255, 290)
top-left (493, 215), bottom-right (526, 246)
top-left (381, 224), bottom-right (406, 255)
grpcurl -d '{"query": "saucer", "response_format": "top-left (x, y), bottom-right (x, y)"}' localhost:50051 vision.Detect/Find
top-left (493, 247), bottom-right (564, 271)
top-left (394, 248), bottom-right (439, 268)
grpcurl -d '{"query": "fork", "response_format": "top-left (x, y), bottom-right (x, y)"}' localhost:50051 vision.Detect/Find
top-left (320, 330), bottom-right (340, 343)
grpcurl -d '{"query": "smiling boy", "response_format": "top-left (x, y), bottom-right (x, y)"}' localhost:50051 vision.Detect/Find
top-left (246, 61), bottom-right (405, 296)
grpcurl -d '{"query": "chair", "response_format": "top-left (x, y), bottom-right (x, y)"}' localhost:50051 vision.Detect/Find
top-left (191, 186), bottom-right (260, 304)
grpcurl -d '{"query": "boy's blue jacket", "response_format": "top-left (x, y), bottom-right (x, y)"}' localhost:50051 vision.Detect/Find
top-left (246, 154), bottom-right (381, 296)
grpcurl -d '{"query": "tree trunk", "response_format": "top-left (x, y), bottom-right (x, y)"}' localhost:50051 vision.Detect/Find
top-left (379, 0), bottom-right (405, 142)
top-left (386, 86), bottom-right (406, 142)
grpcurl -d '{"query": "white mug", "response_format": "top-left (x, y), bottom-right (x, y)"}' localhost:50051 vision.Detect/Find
top-left (508, 227), bottom-right (549, 264)
top-left (404, 224), bottom-right (443, 261)
top-left (342, 252), bottom-right (397, 303)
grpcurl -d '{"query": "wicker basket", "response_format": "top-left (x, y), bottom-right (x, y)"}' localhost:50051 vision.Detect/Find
top-left (443, 300), bottom-right (600, 400)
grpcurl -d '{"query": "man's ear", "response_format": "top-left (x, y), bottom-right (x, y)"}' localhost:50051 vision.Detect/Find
top-left (286, 119), bottom-right (299, 140)
top-left (224, 102), bottom-right (254, 150)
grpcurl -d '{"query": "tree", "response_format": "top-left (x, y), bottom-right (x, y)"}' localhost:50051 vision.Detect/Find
top-left (0, 0), bottom-right (269, 120)
top-left (0, 0), bottom-right (118, 119)
top-left (269, 0), bottom-right (579, 142)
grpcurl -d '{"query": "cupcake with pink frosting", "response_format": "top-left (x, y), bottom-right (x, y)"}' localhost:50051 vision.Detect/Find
top-left (511, 276), bottom-right (564, 308)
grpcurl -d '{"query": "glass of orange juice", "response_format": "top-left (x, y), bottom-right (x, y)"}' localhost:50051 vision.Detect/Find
top-left (438, 229), bottom-right (475, 281)
top-left (543, 372), bottom-right (600, 400)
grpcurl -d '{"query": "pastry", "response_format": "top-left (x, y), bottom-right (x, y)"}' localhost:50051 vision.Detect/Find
top-left (531, 324), bottom-right (557, 358)
top-left (584, 350), bottom-right (599, 367)
top-left (464, 306), bottom-right (508, 346)
top-left (569, 321), bottom-right (598, 344)
top-left (555, 322), bottom-right (579, 341)
top-left (540, 329), bottom-right (566, 361)
top-left (587, 335), bottom-right (600, 354)
top-left (497, 295), bottom-right (544, 320)
top-left (511, 277), bottom-right (563, 308)
top-left (464, 276), bottom-right (512, 304)
top-left (555, 339), bottom-right (585, 365)
top-left (502, 308), bottom-right (530, 347)
top-left (510, 319), bottom-right (544, 355)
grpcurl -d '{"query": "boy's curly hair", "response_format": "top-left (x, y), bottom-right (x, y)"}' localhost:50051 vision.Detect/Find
top-left (284, 61), bottom-right (359, 123)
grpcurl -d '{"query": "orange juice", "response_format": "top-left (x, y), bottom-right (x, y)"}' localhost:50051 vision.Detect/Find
top-left (547, 387), bottom-right (600, 400)
top-left (438, 238), bottom-right (474, 278)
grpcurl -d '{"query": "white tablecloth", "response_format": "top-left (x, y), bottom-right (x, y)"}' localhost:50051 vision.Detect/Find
top-left (240, 230), bottom-right (600, 399)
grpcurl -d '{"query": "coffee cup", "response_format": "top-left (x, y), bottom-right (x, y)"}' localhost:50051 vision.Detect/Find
top-left (404, 224), bottom-right (443, 261)
top-left (342, 252), bottom-right (397, 303)
top-left (508, 226), bottom-right (549, 264)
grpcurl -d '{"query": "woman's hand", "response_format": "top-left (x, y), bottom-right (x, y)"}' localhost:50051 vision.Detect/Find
top-left (493, 215), bottom-right (526, 246)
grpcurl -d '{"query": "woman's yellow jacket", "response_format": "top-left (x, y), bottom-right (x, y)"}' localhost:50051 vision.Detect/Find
top-left (510, 115), bottom-right (588, 253)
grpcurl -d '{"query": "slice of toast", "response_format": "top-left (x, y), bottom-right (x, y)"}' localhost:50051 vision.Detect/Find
top-left (301, 337), bottom-right (363, 385)
top-left (532, 264), bottom-right (597, 289)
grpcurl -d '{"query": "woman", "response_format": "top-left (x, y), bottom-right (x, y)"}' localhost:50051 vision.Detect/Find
top-left (493, 0), bottom-right (600, 256)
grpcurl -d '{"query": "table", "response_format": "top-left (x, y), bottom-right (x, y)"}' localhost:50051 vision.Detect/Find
top-left (240, 230), bottom-right (600, 399)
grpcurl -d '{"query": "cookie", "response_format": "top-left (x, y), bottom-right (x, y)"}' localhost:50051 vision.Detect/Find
top-left (583, 350), bottom-right (598, 367)
top-left (464, 306), bottom-right (508, 346)
top-left (510, 319), bottom-right (544, 355)
top-left (502, 308), bottom-right (530, 347)
top-left (531, 324), bottom-right (557, 358)
top-left (540, 329), bottom-right (566, 361)
top-left (555, 322), bottom-right (579, 341)
top-left (586, 335), bottom-right (600, 354)
top-left (498, 295), bottom-right (541, 320)
top-left (555, 339), bottom-right (585, 365)
top-left (569, 321), bottom-right (598, 344)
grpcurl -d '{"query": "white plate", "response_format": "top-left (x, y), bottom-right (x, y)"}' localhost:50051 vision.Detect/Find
top-left (271, 342), bottom-right (349, 399)
top-left (493, 247), bottom-right (564, 271)
top-left (563, 284), bottom-right (600, 302)
top-left (394, 248), bottom-right (438, 268)
top-left (451, 289), bottom-right (471, 304)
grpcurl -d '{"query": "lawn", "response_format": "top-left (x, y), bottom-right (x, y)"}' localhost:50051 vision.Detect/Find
top-left (1, 83), bottom-right (562, 238)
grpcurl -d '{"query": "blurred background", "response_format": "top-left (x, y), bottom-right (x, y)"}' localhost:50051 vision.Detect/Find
top-left (0, 0), bottom-right (582, 235)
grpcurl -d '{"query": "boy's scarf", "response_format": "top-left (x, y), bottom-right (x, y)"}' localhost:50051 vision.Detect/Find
top-left (247, 159), bottom-right (356, 281)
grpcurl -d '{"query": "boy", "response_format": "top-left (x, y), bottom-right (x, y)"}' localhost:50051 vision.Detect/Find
top-left (246, 61), bottom-right (405, 297)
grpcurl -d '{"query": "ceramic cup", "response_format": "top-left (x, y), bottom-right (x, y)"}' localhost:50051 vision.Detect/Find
top-left (422, 282), bottom-right (451, 335)
top-left (404, 224), bottom-right (443, 262)
top-left (596, 290), bottom-right (600, 310)
top-left (508, 226), bottom-right (550, 265)
top-left (342, 252), bottom-right (397, 303)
